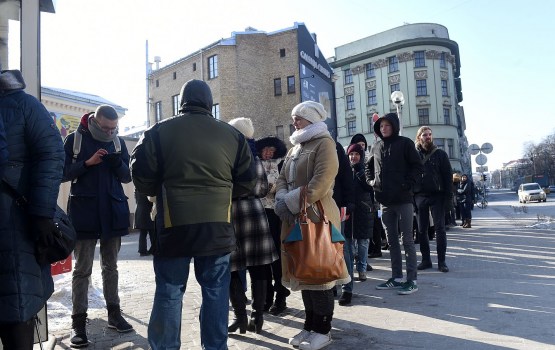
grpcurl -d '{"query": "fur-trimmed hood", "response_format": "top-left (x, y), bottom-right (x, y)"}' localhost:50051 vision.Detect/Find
top-left (255, 136), bottom-right (287, 159)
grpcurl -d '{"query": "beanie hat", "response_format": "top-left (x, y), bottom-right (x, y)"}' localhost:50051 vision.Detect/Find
top-left (346, 143), bottom-right (364, 160)
top-left (229, 117), bottom-right (254, 139)
top-left (291, 101), bottom-right (328, 124)
top-left (350, 133), bottom-right (368, 151)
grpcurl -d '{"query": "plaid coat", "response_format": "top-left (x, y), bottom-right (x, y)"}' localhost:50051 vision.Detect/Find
top-left (231, 157), bottom-right (279, 271)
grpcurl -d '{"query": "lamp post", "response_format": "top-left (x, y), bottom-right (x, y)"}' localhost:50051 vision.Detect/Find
top-left (390, 91), bottom-right (405, 135)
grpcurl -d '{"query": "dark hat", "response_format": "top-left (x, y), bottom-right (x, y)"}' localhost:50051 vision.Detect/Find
top-left (346, 143), bottom-right (365, 160)
top-left (255, 136), bottom-right (287, 159)
top-left (350, 134), bottom-right (368, 151)
top-left (179, 79), bottom-right (213, 112)
top-left (373, 112), bottom-right (400, 139)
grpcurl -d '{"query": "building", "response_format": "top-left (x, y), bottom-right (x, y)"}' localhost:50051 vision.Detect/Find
top-left (147, 22), bottom-right (336, 144)
top-left (329, 23), bottom-right (470, 173)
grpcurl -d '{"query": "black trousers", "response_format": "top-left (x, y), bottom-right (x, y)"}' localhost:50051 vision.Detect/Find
top-left (0, 318), bottom-right (35, 350)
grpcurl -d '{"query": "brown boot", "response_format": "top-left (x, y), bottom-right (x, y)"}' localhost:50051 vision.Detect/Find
top-left (461, 220), bottom-right (468, 228)
top-left (465, 219), bottom-right (471, 228)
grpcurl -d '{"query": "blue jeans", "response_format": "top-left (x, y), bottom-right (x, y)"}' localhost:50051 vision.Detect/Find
top-left (148, 253), bottom-right (231, 350)
top-left (353, 238), bottom-right (370, 273)
top-left (342, 237), bottom-right (354, 293)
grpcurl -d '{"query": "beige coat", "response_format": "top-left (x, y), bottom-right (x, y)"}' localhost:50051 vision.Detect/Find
top-left (275, 133), bottom-right (350, 291)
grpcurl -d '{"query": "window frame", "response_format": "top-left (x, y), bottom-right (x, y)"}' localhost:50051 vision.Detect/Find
top-left (388, 56), bottom-right (398, 73)
top-left (365, 63), bottom-right (375, 79)
top-left (347, 119), bottom-right (357, 136)
top-left (171, 94), bottom-right (179, 116)
top-left (390, 83), bottom-right (400, 94)
top-left (443, 107), bottom-right (451, 125)
top-left (440, 52), bottom-right (447, 69)
top-left (154, 101), bottom-right (162, 122)
top-left (274, 78), bottom-right (282, 96)
top-left (441, 79), bottom-right (449, 97)
top-left (367, 89), bottom-right (377, 105)
top-left (346, 94), bottom-right (355, 110)
top-left (208, 55), bottom-right (218, 79)
top-left (287, 76), bottom-right (295, 94)
top-left (416, 79), bottom-right (427, 96)
top-left (344, 69), bottom-right (353, 84)
top-left (414, 51), bottom-right (426, 68)
top-left (211, 103), bottom-right (220, 119)
top-left (418, 108), bottom-right (429, 125)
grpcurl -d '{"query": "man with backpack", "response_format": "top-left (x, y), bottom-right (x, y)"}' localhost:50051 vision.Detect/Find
top-left (63, 105), bottom-right (133, 348)
top-left (413, 126), bottom-right (453, 273)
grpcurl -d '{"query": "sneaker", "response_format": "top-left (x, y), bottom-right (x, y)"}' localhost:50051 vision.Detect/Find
top-left (289, 329), bottom-right (311, 347)
top-left (358, 271), bottom-right (367, 281)
top-left (299, 332), bottom-right (332, 350)
top-left (398, 280), bottom-right (418, 295)
top-left (375, 278), bottom-right (403, 290)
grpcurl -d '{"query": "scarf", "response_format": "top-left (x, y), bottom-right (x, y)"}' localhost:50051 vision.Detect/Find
top-left (289, 122), bottom-right (329, 145)
top-left (88, 115), bottom-right (118, 143)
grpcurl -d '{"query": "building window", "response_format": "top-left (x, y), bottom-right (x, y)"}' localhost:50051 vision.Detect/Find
top-left (346, 94), bottom-right (355, 110)
top-left (344, 69), bottom-right (353, 84)
top-left (274, 78), bottom-right (282, 96)
top-left (440, 52), bottom-right (447, 69)
top-left (208, 55), bottom-right (218, 79)
top-left (173, 72), bottom-right (177, 80)
top-left (388, 56), bottom-right (398, 73)
top-left (276, 125), bottom-right (284, 140)
top-left (367, 89), bottom-right (377, 105)
top-left (212, 103), bottom-right (220, 119)
top-left (193, 63), bottom-right (197, 71)
top-left (154, 101), bottom-right (162, 122)
top-left (447, 139), bottom-right (454, 158)
top-left (289, 124), bottom-right (295, 136)
top-left (414, 51), bottom-right (425, 67)
top-left (441, 80), bottom-right (449, 96)
top-left (390, 83), bottom-right (400, 94)
top-left (280, 49), bottom-right (286, 57)
top-left (416, 79), bottom-right (427, 96)
top-left (443, 108), bottom-right (451, 125)
top-left (418, 108), bottom-right (429, 125)
top-left (347, 119), bottom-right (356, 136)
top-left (172, 94), bottom-right (179, 116)
top-left (435, 138), bottom-right (445, 151)
top-left (365, 63), bottom-right (375, 78)
top-left (155, 79), bottom-right (159, 88)
top-left (287, 76), bottom-right (295, 94)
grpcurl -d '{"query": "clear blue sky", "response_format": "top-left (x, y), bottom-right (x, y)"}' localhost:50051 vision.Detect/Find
top-left (40, 0), bottom-right (555, 171)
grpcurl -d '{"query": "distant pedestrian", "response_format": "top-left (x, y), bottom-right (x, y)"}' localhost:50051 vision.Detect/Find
top-left (0, 69), bottom-right (65, 349)
top-left (413, 126), bottom-right (453, 273)
top-left (366, 113), bottom-right (423, 295)
top-left (134, 190), bottom-right (154, 256)
top-left (457, 174), bottom-right (473, 228)
top-left (130, 79), bottom-right (256, 350)
top-left (63, 104), bottom-right (134, 348)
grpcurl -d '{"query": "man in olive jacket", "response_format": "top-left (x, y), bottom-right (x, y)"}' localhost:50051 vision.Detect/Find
top-left (365, 112), bottom-right (423, 295)
top-left (130, 79), bottom-right (256, 350)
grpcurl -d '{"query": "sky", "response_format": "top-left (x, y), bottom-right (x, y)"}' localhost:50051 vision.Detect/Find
top-left (37, 0), bottom-right (555, 171)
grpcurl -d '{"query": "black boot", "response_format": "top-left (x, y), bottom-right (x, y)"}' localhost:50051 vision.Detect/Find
top-left (269, 284), bottom-right (290, 316)
top-left (264, 279), bottom-right (274, 312)
top-left (247, 280), bottom-right (267, 333)
top-left (228, 276), bottom-right (248, 334)
top-left (107, 304), bottom-right (133, 333)
top-left (70, 313), bottom-right (89, 348)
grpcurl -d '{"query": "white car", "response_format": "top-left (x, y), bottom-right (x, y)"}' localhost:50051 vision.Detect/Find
top-left (518, 183), bottom-right (547, 203)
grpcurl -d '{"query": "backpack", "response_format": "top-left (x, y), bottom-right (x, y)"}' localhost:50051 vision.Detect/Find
top-left (72, 129), bottom-right (121, 163)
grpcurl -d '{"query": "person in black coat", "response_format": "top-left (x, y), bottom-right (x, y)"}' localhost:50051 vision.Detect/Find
top-left (134, 190), bottom-right (155, 256)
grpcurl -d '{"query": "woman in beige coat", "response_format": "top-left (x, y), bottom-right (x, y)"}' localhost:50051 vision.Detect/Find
top-left (275, 101), bottom-right (350, 350)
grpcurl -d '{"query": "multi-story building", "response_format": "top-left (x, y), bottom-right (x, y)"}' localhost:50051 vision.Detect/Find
top-left (329, 23), bottom-right (470, 173)
top-left (147, 22), bottom-right (336, 145)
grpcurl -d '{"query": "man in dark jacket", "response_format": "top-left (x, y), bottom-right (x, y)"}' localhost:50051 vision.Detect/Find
top-left (63, 104), bottom-right (133, 347)
top-left (365, 113), bottom-right (423, 295)
top-left (130, 79), bottom-right (256, 350)
top-left (0, 69), bottom-right (65, 349)
top-left (413, 126), bottom-right (453, 273)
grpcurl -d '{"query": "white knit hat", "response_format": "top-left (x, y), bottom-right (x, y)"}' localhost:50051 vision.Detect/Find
top-left (229, 117), bottom-right (254, 139)
top-left (291, 101), bottom-right (328, 124)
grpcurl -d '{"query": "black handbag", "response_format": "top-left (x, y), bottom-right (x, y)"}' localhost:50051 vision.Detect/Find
top-left (2, 178), bottom-right (76, 264)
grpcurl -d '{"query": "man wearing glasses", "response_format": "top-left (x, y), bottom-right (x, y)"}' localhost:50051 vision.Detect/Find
top-left (62, 105), bottom-right (133, 348)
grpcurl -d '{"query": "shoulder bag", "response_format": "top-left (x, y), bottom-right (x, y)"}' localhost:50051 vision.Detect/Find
top-left (282, 186), bottom-right (346, 285)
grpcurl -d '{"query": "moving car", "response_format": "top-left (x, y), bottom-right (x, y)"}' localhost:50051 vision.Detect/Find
top-left (518, 183), bottom-right (547, 203)
top-left (548, 185), bottom-right (555, 194)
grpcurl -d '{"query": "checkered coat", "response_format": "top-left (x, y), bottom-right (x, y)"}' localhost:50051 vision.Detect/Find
top-left (230, 157), bottom-right (279, 272)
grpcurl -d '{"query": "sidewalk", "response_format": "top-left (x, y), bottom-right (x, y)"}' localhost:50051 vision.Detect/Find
top-left (42, 201), bottom-right (555, 349)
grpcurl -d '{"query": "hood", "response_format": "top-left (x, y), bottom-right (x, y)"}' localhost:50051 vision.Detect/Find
top-left (0, 70), bottom-right (26, 95)
top-left (350, 133), bottom-right (368, 151)
top-left (373, 112), bottom-right (400, 140)
top-left (255, 136), bottom-right (287, 159)
top-left (179, 79), bottom-right (213, 113)
top-left (78, 112), bottom-right (94, 131)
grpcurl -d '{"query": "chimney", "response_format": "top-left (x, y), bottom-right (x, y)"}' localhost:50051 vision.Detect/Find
top-left (154, 56), bottom-right (161, 70)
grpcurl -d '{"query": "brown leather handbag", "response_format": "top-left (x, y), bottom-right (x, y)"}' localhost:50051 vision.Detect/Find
top-left (282, 186), bottom-right (346, 285)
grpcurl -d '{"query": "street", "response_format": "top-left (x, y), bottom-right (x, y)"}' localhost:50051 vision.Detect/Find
top-left (41, 189), bottom-right (555, 349)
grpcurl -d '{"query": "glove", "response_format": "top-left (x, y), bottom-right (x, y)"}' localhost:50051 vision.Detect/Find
top-left (31, 216), bottom-right (57, 246)
top-left (274, 200), bottom-right (296, 225)
top-left (103, 152), bottom-right (122, 168)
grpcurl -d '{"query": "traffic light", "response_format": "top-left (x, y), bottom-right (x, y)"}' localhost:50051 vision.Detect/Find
top-left (480, 174), bottom-right (485, 181)
top-left (483, 174), bottom-right (488, 182)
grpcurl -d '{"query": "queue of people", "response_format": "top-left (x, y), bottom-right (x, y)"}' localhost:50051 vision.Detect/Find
top-left (0, 72), bottom-right (462, 350)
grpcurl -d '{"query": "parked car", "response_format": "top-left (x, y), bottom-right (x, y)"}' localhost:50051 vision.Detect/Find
top-left (548, 185), bottom-right (555, 194)
top-left (518, 183), bottom-right (547, 203)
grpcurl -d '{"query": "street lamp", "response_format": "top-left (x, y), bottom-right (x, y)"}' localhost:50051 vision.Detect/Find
top-left (390, 91), bottom-right (405, 135)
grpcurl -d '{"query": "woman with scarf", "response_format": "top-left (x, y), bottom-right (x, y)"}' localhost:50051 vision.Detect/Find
top-left (274, 101), bottom-right (350, 350)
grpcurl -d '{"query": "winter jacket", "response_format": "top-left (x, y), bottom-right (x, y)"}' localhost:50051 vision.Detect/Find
top-left (457, 179), bottom-right (472, 204)
top-left (134, 190), bottom-right (154, 230)
top-left (276, 131), bottom-right (350, 291)
top-left (344, 161), bottom-right (375, 240)
top-left (0, 70), bottom-right (64, 323)
top-left (365, 113), bottom-right (423, 205)
top-left (413, 144), bottom-right (453, 201)
top-left (332, 141), bottom-right (355, 212)
top-left (130, 80), bottom-right (256, 257)
top-left (63, 114), bottom-right (131, 240)
top-left (256, 136), bottom-right (287, 209)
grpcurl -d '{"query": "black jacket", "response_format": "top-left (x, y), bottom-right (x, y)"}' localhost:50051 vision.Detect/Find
top-left (365, 113), bottom-right (423, 205)
top-left (413, 145), bottom-right (453, 200)
top-left (333, 141), bottom-right (355, 212)
top-left (344, 160), bottom-right (375, 239)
